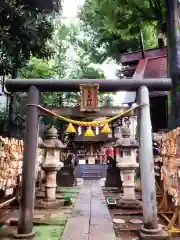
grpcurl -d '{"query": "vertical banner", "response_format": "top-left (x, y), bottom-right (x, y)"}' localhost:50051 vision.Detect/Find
top-left (80, 84), bottom-right (99, 112)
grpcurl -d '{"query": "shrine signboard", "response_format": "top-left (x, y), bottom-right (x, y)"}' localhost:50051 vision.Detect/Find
top-left (80, 84), bottom-right (99, 112)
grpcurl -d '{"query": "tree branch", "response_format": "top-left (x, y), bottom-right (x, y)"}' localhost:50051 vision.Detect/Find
top-left (154, 0), bottom-right (161, 10)
top-left (149, 0), bottom-right (156, 9)
top-left (149, 0), bottom-right (163, 25)
top-left (132, 0), bottom-right (156, 21)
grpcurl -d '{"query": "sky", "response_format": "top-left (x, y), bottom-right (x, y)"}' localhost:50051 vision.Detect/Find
top-left (62, 0), bottom-right (85, 18)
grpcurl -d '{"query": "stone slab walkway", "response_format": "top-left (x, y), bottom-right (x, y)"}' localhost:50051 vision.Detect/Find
top-left (61, 180), bottom-right (116, 240)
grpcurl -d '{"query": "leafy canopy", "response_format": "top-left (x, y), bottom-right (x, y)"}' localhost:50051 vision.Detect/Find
top-left (79, 0), bottom-right (165, 62)
top-left (0, 0), bottom-right (56, 75)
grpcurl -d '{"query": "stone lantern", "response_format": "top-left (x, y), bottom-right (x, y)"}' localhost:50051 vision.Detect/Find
top-left (41, 126), bottom-right (67, 201)
top-left (114, 127), bottom-right (141, 208)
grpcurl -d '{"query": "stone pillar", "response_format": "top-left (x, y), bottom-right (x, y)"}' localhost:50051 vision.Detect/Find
top-left (122, 169), bottom-right (136, 200)
top-left (138, 86), bottom-right (168, 239)
top-left (43, 165), bottom-right (63, 201)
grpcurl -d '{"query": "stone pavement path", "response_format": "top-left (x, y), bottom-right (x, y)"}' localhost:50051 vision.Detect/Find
top-left (61, 180), bottom-right (116, 240)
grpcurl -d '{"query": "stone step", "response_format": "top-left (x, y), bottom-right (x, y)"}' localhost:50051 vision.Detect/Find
top-left (82, 169), bottom-right (101, 179)
top-left (82, 174), bottom-right (101, 178)
top-left (82, 171), bottom-right (101, 175)
top-left (83, 168), bottom-right (102, 172)
top-left (82, 172), bottom-right (101, 179)
top-left (82, 172), bottom-right (101, 176)
top-left (82, 175), bottom-right (101, 180)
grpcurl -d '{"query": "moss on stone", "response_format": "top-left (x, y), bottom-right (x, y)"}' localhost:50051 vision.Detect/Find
top-left (34, 225), bottom-right (65, 240)
top-left (56, 187), bottom-right (81, 193)
top-left (33, 218), bottom-right (67, 226)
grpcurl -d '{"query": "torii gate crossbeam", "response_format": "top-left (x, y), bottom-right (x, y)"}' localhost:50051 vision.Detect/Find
top-left (5, 78), bottom-right (171, 239)
top-left (5, 78), bottom-right (171, 92)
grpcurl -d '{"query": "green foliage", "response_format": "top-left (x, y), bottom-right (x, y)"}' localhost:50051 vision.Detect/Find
top-left (0, 0), bottom-right (55, 75)
top-left (99, 94), bottom-right (114, 106)
top-left (50, 22), bottom-right (75, 78)
top-left (19, 57), bottom-right (55, 79)
top-left (13, 19), bottom-right (115, 129)
top-left (0, 100), bottom-right (8, 135)
top-left (17, 57), bottom-right (58, 120)
top-left (21, 0), bottom-right (62, 13)
top-left (70, 61), bottom-right (105, 79)
top-left (79, 0), bottom-right (165, 62)
top-left (0, 102), bottom-right (6, 112)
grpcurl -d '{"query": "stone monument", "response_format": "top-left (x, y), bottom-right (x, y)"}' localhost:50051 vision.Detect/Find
top-left (105, 155), bottom-right (122, 188)
top-left (57, 151), bottom-right (77, 187)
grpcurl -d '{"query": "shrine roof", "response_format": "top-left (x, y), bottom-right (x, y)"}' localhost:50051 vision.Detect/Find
top-left (119, 47), bottom-right (166, 64)
top-left (143, 56), bottom-right (167, 78)
top-left (131, 56), bottom-right (167, 79)
top-left (121, 55), bottom-right (168, 104)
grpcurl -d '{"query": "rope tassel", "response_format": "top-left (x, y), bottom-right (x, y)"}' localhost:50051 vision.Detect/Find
top-left (84, 127), bottom-right (95, 137)
top-left (35, 104), bottom-right (139, 127)
top-left (65, 123), bottom-right (76, 133)
top-left (101, 123), bottom-right (112, 134)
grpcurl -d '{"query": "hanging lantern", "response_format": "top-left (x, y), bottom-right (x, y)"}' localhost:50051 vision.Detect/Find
top-left (65, 123), bottom-right (76, 133)
top-left (101, 123), bottom-right (112, 134)
top-left (84, 126), bottom-right (95, 137)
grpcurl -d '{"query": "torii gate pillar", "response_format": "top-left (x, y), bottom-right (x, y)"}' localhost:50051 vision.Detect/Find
top-left (15, 86), bottom-right (40, 239)
top-left (137, 86), bottom-right (168, 239)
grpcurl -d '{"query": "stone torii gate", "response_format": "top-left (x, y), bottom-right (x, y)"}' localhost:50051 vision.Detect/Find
top-left (5, 78), bottom-right (171, 239)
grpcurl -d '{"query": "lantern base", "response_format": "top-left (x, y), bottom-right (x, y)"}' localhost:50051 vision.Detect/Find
top-left (45, 185), bottom-right (57, 201)
top-left (118, 198), bottom-right (142, 209)
top-left (43, 197), bottom-right (56, 202)
top-left (35, 198), bottom-right (60, 209)
top-left (14, 231), bottom-right (36, 239)
top-left (139, 226), bottom-right (168, 240)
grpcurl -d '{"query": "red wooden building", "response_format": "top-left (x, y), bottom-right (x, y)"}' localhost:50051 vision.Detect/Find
top-left (119, 47), bottom-right (168, 132)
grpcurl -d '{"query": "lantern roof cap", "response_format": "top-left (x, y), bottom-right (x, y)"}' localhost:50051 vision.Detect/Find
top-left (43, 125), bottom-right (67, 149)
top-left (45, 125), bottom-right (58, 137)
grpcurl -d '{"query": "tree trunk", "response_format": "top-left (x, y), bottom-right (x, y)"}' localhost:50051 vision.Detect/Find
top-left (8, 68), bottom-right (17, 138)
top-left (139, 30), bottom-right (145, 58)
top-left (165, 0), bottom-right (180, 129)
